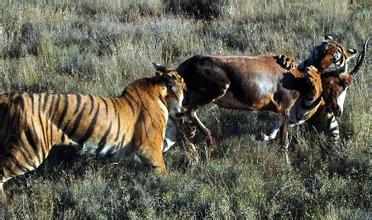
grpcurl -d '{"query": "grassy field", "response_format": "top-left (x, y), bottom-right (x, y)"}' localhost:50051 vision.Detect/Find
top-left (0, 0), bottom-right (371, 218)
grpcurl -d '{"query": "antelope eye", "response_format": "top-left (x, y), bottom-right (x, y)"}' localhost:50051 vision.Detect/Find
top-left (341, 80), bottom-right (349, 88)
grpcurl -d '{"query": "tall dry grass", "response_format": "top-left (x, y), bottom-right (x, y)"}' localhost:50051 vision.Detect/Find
top-left (0, 0), bottom-right (371, 218)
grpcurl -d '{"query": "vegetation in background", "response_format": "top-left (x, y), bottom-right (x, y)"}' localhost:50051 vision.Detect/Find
top-left (0, 0), bottom-right (371, 218)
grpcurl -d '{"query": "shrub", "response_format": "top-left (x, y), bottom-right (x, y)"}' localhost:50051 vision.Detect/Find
top-left (3, 22), bottom-right (41, 59)
top-left (163, 0), bottom-right (230, 20)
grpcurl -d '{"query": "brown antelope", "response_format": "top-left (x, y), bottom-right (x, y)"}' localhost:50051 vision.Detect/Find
top-left (156, 36), bottom-right (367, 163)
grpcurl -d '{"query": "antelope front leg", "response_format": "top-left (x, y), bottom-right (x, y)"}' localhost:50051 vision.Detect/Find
top-left (171, 116), bottom-right (199, 158)
top-left (164, 117), bottom-right (198, 159)
top-left (181, 134), bottom-right (198, 158)
top-left (188, 109), bottom-right (217, 150)
top-left (280, 110), bottom-right (291, 165)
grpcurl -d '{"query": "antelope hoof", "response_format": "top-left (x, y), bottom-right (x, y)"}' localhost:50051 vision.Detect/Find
top-left (207, 137), bottom-right (217, 150)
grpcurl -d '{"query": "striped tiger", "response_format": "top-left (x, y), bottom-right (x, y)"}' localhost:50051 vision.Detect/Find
top-left (0, 68), bottom-right (186, 199)
top-left (270, 36), bottom-right (368, 149)
top-left (282, 35), bottom-right (358, 76)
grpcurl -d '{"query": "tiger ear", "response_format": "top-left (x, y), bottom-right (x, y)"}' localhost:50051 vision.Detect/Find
top-left (324, 35), bottom-right (334, 41)
top-left (163, 73), bottom-right (176, 88)
top-left (155, 71), bottom-right (163, 77)
top-left (153, 62), bottom-right (169, 74)
top-left (346, 48), bottom-right (357, 58)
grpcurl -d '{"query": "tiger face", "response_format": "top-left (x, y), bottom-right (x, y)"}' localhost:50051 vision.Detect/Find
top-left (307, 35), bottom-right (357, 74)
top-left (155, 68), bottom-right (186, 118)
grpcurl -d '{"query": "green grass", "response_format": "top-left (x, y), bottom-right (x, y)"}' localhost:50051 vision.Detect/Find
top-left (0, 0), bottom-right (371, 218)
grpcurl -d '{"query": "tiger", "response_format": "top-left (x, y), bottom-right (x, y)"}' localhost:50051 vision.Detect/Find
top-left (269, 36), bottom-right (368, 149)
top-left (0, 67), bottom-right (186, 200)
top-left (317, 35), bottom-right (358, 72)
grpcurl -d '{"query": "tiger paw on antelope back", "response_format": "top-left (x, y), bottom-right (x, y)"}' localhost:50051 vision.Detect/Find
top-left (305, 66), bottom-right (321, 84)
top-left (276, 54), bottom-right (298, 70)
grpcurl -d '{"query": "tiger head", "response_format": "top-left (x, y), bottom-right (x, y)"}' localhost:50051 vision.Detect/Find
top-left (305, 35), bottom-right (357, 75)
top-left (320, 37), bottom-right (369, 116)
top-left (153, 63), bottom-right (187, 118)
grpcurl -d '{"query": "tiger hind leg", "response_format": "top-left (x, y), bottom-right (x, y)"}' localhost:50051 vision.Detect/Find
top-left (327, 113), bottom-right (343, 151)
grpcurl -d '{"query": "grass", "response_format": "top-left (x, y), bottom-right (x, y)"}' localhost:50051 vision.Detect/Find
top-left (0, 0), bottom-right (371, 218)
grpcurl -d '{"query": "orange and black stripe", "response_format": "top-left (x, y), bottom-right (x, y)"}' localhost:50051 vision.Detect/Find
top-left (0, 71), bottom-right (186, 187)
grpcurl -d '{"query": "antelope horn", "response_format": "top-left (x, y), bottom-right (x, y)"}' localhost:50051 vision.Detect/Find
top-left (348, 37), bottom-right (370, 76)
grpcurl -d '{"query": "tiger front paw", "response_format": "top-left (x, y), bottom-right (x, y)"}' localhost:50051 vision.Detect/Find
top-left (306, 65), bottom-right (320, 79)
top-left (305, 66), bottom-right (322, 88)
top-left (276, 54), bottom-right (298, 70)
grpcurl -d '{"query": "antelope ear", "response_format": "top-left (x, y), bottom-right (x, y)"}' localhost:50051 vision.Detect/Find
top-left (324, 35), bottom-right (334, 41)
top-left (341, 74), bottom-right (353, 86)
top-left (346, 48), bottom-right (357, 58)
top-left (341, 79), bottom-right (351, 88)
top-left (152, 62), bottom-right (168, 73)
